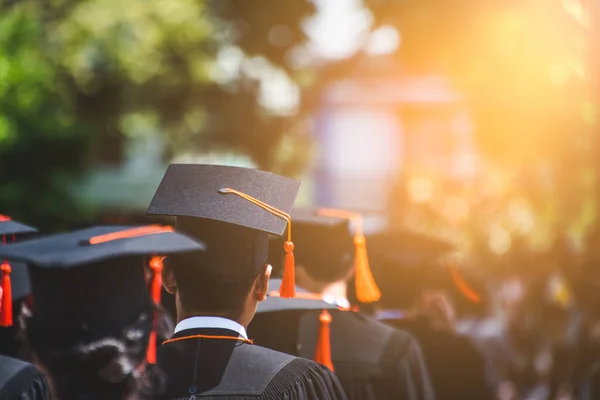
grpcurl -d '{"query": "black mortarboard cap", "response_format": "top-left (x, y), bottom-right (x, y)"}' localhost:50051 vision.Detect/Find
top-left (271, 208), bottom-right (381, 303)
top-left (0, 225), bottom-right (205, 346)
top-left (367, 230), bottom-right (484, 311)
top-left (367, 230), bottom-right (456, 268)
top-left (0, 215), bottom-right (37, 327)
top-left (0, 215), bottom-right (37, 238)
top-left (146, 164), bottom-right (301, 280)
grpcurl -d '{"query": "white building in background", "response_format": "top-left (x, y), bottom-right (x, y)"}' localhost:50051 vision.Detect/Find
top-left (308, 55), bottom-right (478, 226)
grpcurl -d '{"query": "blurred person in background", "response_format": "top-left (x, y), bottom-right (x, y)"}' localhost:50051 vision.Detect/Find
top-left (366, 230), bottom-right (494, 400)
top-left (0, 216), bottom-right (38, 360)
top-left (0, 286), bottom-right (51, 400)
top-left (252, 209), bottom-right (435, 400)
top-left (0, 225), bottom-right (204, 400)
top-left (148, 165), bottom-right (346, 400)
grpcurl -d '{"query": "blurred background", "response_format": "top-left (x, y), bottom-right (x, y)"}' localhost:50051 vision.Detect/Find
top-left (1, 0), bottom-right (600, 397)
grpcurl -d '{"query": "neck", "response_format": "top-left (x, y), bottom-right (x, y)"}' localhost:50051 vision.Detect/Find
top-left (177, 310), bottom-right (244, 327)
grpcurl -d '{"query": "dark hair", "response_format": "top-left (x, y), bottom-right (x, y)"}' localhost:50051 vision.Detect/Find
top-left (168, 252), bottom-right (259, 317)
top-left (298, 254), bottom-right (354, 284)
top-left (23, 302), bottom-right (164, 400)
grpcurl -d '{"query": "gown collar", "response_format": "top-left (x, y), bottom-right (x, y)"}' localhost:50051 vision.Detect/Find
top-left (174, 316), bottom-right (248, 340)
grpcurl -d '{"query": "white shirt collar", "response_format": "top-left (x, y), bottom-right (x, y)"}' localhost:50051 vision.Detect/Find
top-left (322, 295), bottom-right (350, 309)
top-left (174, 316), bottom-right (248, 339)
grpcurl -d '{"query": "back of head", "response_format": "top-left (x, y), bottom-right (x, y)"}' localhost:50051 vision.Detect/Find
top-left (272, 212), bottom-right (354, 284)
top-left (168, 249), bottom-right (259, 318)
top-left (24, 256), bottom-right (156, 399)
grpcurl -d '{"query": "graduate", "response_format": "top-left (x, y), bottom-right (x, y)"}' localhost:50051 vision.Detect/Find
top-left (0, 224), bottom-right (205, 399)
top-left (0, 354), bottom-right (51, 399)
top-left (249, 209), bottom-right (436, 400)
top-left (367, 230), bottom-right (494, 400)
top-left (0, 215), bottom-right (37, 358)
top-left (146, 164), bottom-right (346, 400)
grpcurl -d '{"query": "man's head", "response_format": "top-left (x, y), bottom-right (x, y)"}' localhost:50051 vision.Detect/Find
top-left (146, 164), bottom-right (302, 324)
top-left (162, 251), bottom-right (271, 327)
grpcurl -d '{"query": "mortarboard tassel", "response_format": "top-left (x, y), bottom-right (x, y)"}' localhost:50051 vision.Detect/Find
top-left (313, 310), bottom-right (334, 371)
top-left (280, 240), bottom-right (296, 298)
top-left (448, 261), bottom-right (480, 303)
top-left (218, 188), bottom-right (296, 298)
top-left (149, 256), bottom-right (164, 305)
top-left (318, 209), bottom-right (381, 303)
top-left (0, 261), bottom-right (12, 327)
top-left (146, 256), bottom-right (165, 365)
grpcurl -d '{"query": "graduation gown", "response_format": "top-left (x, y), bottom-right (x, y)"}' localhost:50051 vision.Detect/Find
top-left (0, 355), bottom-right (51, 400)
top-left (250, 310), bottom-right (436, 400)
top-left (156, 327), bottom-right (347, 399)
top-left (385, 318), bottom-right (493, 400)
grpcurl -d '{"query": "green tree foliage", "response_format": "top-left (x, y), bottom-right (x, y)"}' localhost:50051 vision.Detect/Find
top-left (0, 4), bottom-right (89, 230)
top-left (0, 0), bottom-right (316, 229)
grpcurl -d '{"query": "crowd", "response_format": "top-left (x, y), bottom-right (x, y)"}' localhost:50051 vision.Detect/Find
top-left (0, 163), bottom-right (599, 399)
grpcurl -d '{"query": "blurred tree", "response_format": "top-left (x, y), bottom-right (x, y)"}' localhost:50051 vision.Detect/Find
top-left (0, 0), bottom-right (317, 229)
top-left (359, 0), bottom-right (598, 265)
top-left (0, 3), bottom-right (91, 231)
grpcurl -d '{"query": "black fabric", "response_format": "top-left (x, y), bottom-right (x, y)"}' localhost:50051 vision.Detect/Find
top-left (6, 262), bottom-right (30, 301)
top-left (156, 327), bottom-right (346, 399)
top-left (0, 355), bottom-right (51, 400)
top-left (28, 257), bottom-right (153, 346)
top-left (0, 220), bottom-right (37, 237)
top-left (147, 164), bottom-right (300, 236)
top-left (384, 318), bottom-right (494, 400)
top-left (250, 310), bottom-right (435, 400)
top-left (0, 225), bottom-right (204, 268)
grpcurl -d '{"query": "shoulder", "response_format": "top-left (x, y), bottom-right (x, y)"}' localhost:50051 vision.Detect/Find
top-left (336, 312), bottom-right (419, 358)
top-left (266, 356), bottom-right (343, 399)
top-left (0, 355), bottom-right (39, 385)
top-left (0, 356), bottom-right (50, 399)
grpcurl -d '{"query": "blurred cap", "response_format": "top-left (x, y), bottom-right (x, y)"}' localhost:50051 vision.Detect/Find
top-left (0, 215), bottom-right (37, 237)
top-left (0, 215), bottom-right (37, 326)
top-left (0, 225), bottom-right (205, 345)
top-left (274, 209), bottom-right (354, 277)
top-left (147, 164), bottom-right (300, 279)
top-left (367, 230), bottom-right (456, 268)
top-left (367, 230), bottom-right (484, 312)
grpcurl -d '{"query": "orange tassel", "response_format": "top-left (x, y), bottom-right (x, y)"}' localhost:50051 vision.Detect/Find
top-left (149, 256), bottom-right (164, 305)
top-left (354, 234), bottom-right (381, 303)
top-left (0, 262), bottom-right (12, 327)
top-left (146, 256), bottom-right (165, 364)
top-left (217, 188), bottom-right (296, 298)
top-left (279, 241), bottom-right (296, 298)
top-left (318, 209), bottom-right (381, 303)
top-left (313, 310), bottom-right (334, 371)
top-left (450, 264), bottom-right (481, 303)
top-left (146, 329), bottom-right (157, 364)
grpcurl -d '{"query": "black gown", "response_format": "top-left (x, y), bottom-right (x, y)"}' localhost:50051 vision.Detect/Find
top-left (384, 318), bottom-right (493, 400)
top-left (249, 310), bottom-right (436, 400)
top-left (156, 327), bottom-right (347, 399)
top-left (0, 355), bottom-right (51, 400)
